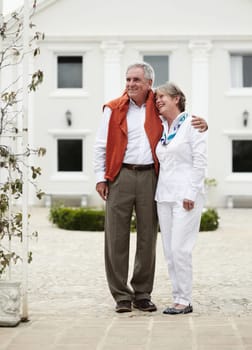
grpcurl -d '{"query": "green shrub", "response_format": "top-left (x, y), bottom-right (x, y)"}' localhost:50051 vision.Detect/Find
top-left (49, 207), bottom-right (105, 231)
top-left (49, 206), bottom-right (219, 232)
top-left (200, 208), bottom-right (219, 231)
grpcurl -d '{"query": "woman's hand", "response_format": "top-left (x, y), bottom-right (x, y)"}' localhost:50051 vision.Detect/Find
top-left (183, 199), bottom-right (195, 211)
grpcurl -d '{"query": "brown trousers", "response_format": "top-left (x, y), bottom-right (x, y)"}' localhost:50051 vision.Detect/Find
top-left (105, 167), bottom-right (158, 302)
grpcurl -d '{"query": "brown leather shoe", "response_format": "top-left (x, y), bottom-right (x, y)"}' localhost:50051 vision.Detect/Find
top-left (133, 299), bottom-right (157, 312)
top-left (115, 300), bottom-right (132, 313)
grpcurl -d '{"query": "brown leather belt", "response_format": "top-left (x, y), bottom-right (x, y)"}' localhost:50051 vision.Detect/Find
top-left (122, 163), bottom-right (154, 171)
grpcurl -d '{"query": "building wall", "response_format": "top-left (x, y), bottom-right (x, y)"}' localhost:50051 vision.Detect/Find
top-left (208, 40), bottom-right (252, 207)
top-left (28, 0), bottom-right (252, 208)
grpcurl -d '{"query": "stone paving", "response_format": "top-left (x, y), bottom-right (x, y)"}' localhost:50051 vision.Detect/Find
top-left (0, 207), bottom-right (252, 349)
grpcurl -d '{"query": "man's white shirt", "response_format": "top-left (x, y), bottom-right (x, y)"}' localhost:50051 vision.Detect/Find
top-left (94, 100), bottom-right (154, 183)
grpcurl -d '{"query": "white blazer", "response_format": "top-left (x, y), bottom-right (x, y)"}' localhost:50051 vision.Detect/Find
top-left (155, 113), bottom-right (208, 203)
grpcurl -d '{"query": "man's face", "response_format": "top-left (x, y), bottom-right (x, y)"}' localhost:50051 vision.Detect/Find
top-left (126, 67), bottom-right (152, 106)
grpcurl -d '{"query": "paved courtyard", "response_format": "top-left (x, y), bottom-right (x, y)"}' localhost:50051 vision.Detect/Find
top-left (0, 207), bottom-right (252, 349)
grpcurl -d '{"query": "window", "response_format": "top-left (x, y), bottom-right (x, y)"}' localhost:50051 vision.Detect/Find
top-left (57, 139), bottom-right (83, 171)
top-left (143, 55), bottom-right (169, 87)
top-left (57, 56), bottom-right (83, 88)
top-left (232, 140), bottom-right (252, 172)
top-left (230, 54), bottom-right (252, 88)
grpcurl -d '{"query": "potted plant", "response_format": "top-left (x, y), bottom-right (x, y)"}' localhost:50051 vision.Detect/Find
top-left (0, 145), bottom-right (45, 326)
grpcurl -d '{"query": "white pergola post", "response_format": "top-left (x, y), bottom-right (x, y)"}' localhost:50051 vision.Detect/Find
top-left (21, 0), bottom-right (30, 321)
top-left (100, 40), bottom-right (124, 102)
top-left (0, 0), bottom-right (3, 162)
top-left (189, 40), bottom-right (212, 119)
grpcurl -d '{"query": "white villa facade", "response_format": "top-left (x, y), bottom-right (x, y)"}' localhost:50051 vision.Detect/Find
top-left (8, 0), bottom-right (252, 208)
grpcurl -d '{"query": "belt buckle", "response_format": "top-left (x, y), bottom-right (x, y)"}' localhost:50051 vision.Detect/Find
top-left (132, 165), bottom-right (138, 170)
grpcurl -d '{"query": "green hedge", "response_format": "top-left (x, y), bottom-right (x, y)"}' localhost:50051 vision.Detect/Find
top-left (49, 207), bottom-right (105, 231)
top-left (50, 206), bottom-right (219, 232)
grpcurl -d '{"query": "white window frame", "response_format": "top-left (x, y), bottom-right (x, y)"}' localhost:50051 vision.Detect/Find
top-left (142, 54), bottom-right (170, 87)
top-left (232, 139), bottom-right (252, 173)
top-left (224, 130), bottom-right (252, 182)
top-left (122, 42), bottom-right (177, 88)
top-left (230, 55), bottom-right (243, 88)
top-left (224, 43), bottom-right (252, 97)
top-left (57, 55), bottom-right (83, 89)
top-left (48, 44), bottom-right (91, 98)
top-left (54, 53), bottom-right (86, 97)
top-left (48, 129), bottom-right (91, 182)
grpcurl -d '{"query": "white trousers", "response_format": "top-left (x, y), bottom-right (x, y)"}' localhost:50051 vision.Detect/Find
top-left (157, 195), bottom-right (204, 306)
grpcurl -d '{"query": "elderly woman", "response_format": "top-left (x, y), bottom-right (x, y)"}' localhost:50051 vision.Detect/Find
top-left (155, 82), bottom-right (207, 315)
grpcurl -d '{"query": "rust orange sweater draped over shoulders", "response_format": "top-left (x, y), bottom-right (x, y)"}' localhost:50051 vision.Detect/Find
top-left (103, 90), bottom-right (163, 182)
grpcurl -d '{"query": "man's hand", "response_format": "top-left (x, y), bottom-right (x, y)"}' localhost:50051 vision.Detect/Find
top-left (183, 199), bottom-right (195, 211)
top-left (191, 116), bottom-right (208, 132)
top-left (96, 181), bottom-right (109, 201)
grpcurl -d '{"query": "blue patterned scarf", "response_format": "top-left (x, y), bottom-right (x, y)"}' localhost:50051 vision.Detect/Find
top-left (160, 112), bottom-right (189, 146)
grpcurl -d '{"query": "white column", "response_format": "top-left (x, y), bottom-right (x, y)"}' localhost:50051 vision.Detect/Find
top-left (101, 40), bottom-right (124, 102)
top-left (189, 41), bottom-right (212, 119)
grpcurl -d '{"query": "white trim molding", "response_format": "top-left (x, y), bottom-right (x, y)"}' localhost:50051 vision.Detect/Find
top-left (223, 130), bottom-right (252, 138)
top-left (225, 88), bottom-right (252, 97)
top-left (48, 129), bottom-right (91, 137)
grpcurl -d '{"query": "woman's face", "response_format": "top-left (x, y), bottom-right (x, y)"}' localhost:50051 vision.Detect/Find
top-left (155, 91), bottom-right (179, 116)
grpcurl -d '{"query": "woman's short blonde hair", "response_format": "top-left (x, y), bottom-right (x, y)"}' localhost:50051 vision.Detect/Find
top-left (155, 82), bottom-right (186, 112)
